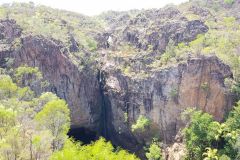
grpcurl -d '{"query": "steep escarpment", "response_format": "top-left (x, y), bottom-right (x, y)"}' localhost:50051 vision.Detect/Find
top-left (101, 56), bottom-right (233, 150)
top-left (0, 20), bottom-right (102, 134)
top-left (0, 1), bottom-right (239, 159)
top-left (1, 18), bottom-right (233, 154)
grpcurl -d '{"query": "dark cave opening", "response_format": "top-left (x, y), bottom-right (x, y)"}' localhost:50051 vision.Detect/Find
top-left (67, 70), bottom-right (111, 145)
top-left (67, 127), bottom-right (98, 144)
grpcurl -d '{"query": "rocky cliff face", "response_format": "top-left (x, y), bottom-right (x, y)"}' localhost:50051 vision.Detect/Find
top-left (97, 6), bottom-right (209, 52)
top-left (0, 20), bottom-right (102, 132)
top-left (0, 8), bottom-right (235, 159)
top-left (101, 56), bottom-right (233, 152)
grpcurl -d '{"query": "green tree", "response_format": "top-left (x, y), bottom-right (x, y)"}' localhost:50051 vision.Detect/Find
top-left (132, 115), bottom-right (150, 132)
top-left (34, 92), bottom-right (59, 112)
top-left (146, 139), bottom-right (162, 160)
top-left (0, 68), bottom-right (70, 159)
top-left (182, 102), bottom-right (240, 159)
top-left (202, 148), bottom-right (218, 160)
top-left (0, 105), bottom-right (16, 138)
top-left (0, 127), bottom-right (21, 160)
top-left (35, 99), bottom-right (70, 151)
top-left (51, 137), bottom-right (139, 160)
top-left (0, 75), bottom-right (18, 98)
top-left (225, 101), bottom-right (240, 131)
top-left (182, 109), bottom-right (218, 160)
top-left (14, 66), bottom-right (43, 89)
top-left (29, 130), bottom-right (53, 160)
top-left (222, 101), bottom-right (240, 158)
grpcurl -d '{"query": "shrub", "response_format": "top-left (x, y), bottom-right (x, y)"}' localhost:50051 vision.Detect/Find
top-left (224, 0), bottom-right (235, 5)
top-left (201, 82), bottom-right (209, 92)
top-left (202, 148), bottom-right (218, 160)
top-left (146, 139), bottom-right (162, 160)
top-left (124, 112), bottom-right (128, 123)
top-left (132, 115), bottom-right (150, 132)
top-left (170, 87), bottom-right (178, 103)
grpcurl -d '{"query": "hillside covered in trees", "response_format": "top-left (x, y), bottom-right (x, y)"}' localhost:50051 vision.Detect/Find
top-left (0, 0), bottom-right (240, 159)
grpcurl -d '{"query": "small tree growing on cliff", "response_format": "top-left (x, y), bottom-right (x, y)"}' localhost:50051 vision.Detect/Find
top-left (146, 138), bottom-right (162, 160)
top-left (131, 115), bottom-right (150, 132)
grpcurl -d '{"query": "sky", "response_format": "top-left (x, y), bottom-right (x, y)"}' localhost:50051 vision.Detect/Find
top-left (0, 0), bottom-right (188, 16)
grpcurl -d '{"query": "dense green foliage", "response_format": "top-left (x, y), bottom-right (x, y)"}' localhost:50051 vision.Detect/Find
top-left (183, 102), bottom-right (240, 159)
top-left (0, 78), bottom-right (55, 159)
top-left (51, 138), bottom-right (139, 160)
top-left (182, 109), bottom-right (219, 159)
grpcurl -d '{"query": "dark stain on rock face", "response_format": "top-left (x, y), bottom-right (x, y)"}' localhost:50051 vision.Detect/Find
top-left (67, 127), bottom-right (97, 144)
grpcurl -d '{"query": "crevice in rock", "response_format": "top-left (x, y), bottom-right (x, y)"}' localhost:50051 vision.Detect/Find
top-left (97, 69), bottom-right (119, 143)
top-left (98, 69), bottom-right (109, 138)
top-left (67, 69), bottom-right (115, 144)
top-left (96, 69), bottom-right (141, 155)
top-left (67, 69), bottom-right (139, 153)
top-left (196, 58), bottom-right (205, 108)
top-left (203, 63), bottom-right (212, 111)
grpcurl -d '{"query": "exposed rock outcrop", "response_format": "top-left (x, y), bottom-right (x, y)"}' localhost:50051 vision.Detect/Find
top-left (101, 56), bottom-right (233, 153)
top-left (98, 7), bottom-right (208, 53)
top-left (0, 19), bottom-right (22, 41)
top-left (18, 36), bottom-right (103, 130)
top-left (165, 142), bottom-right (186, 160)
top-left (0, 20), bottom-right (102, 132)
top-left (0, 16), bottom-right (234, 159)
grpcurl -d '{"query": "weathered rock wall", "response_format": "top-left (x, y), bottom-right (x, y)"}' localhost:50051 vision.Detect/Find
top-left (102, 56), bottom-right (233, 149)
top-left (0, 20), bottom-right (102, 132)
top-left (0, 19), bottom-right (234, 159)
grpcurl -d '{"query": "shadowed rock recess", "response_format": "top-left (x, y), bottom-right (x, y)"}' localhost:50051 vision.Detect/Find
top-left (0, 3), bottom-right (236, 158)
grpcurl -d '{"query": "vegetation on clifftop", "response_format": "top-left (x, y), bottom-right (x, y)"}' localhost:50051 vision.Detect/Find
top-left (0, 2), bottom-right (101, 51)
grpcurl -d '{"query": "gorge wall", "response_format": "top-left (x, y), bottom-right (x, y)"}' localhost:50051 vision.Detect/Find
top-left (101, 56), bottom-right (233, 150)
top-left (0, 20), bottom-right (102, 132)
top-left (0, 15), bottom-right (234, 159)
